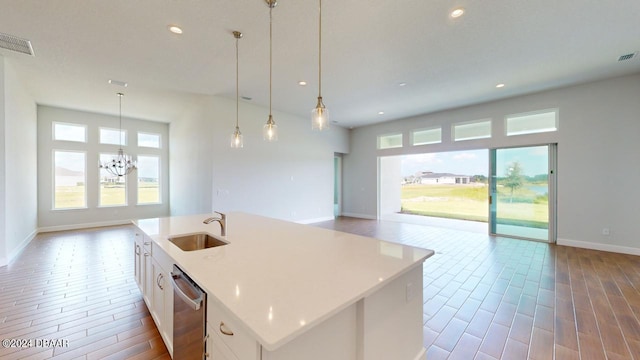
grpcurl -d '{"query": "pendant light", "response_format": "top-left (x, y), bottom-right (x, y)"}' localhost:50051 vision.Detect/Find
top-left (230, 31), bottom-right (244, 148)
top-left (311, 0), bottom-right (329, 131)
top-left (100, 93), bottom-right (137, 177)
top-left (263, 0), bottom-right (278, 141)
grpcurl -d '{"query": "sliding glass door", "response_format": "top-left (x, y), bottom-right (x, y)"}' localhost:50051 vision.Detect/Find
top-left (490, 144), bottom-right (556, 242)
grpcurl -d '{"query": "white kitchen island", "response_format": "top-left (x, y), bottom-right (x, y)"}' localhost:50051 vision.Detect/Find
top-left (133, 212), bottom-right (434, 360)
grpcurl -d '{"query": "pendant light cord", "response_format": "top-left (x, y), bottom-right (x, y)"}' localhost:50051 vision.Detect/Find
top-left (269, 6), bottom-right (273, 116)
top-left (118, 93), bottom-right (123, 148)
top-left (236, 35), bottom-right (239, 128)
top-left (318, 0), bottom-right (322, 98)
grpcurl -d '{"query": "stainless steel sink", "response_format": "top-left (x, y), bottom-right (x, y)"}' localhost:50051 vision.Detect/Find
top-left (168, 233), bottom-right (228, 251)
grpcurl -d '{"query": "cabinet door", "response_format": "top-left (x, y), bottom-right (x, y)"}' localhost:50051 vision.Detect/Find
top-left (206, 325), bottom-right (238, 360)
top-left (142, 244), bottom-right (153, 305)
top-left (151, 259), bottom-right (165, 330)
top-left (134, 239), bottom-right (142, 290)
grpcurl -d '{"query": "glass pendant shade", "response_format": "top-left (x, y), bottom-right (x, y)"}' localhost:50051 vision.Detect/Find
top-left (263, 115), bottom-right (278, 141)
top-left (311, 96), bottom-right (329, 131)
top-left (230, 126), bottom-right (243, 148)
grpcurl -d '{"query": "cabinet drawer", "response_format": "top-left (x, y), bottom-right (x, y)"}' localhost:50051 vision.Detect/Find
top-left (207, 300), bottom-right (259, 360)
top-left (207, 326), bottom-right (239, 360)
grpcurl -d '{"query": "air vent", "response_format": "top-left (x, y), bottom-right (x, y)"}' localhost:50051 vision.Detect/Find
top-left (0, 32), bottom-right (34, 56)
top-left (618, 52), bottom-right (638, 62)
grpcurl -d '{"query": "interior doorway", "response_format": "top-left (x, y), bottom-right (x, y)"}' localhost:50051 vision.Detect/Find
top-left (334, 154), bottom-right (342, 217)
top-left (379, 150), bottom-right (489, 232)
top-left (489, 144), bottom-right (557, 242)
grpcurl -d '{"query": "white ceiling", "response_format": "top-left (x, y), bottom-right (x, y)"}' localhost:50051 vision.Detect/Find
top-left (1, 0), bottom-right (639, 128)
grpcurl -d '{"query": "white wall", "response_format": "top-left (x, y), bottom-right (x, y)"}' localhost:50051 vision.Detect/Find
top-left (344, 73), bottom-right (640, 254)
top-left (170, 95), bottom-right (350, 223)
top-left (0, 57), bottom-right (6, 266)
top-left (0, 57), bottom-right (38, 266)
top-left (37, 106), bottom-right (170, 230)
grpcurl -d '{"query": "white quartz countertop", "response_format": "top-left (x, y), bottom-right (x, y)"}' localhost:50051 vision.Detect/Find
top-left (133, 212), bottom-right (434, 351)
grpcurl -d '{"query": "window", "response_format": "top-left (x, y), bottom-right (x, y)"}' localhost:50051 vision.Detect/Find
top-left (99, 153), bottom-right (127, 207)
top-left (100, 127), bottom-right (127, 145)
top-left (138, 155), bottom-right (160, 204)
top-left (138, 132), bottom-right (161, 148)
top-left (506, 109), bottom-right (558, 136)
top-left (54, 151), bottom-right (86, 209)
top-left (53, 122), bottom-right (86, 142)
top-left (453, 119), bottom-right (492, 141)
top-left (411, 127), bottom-right (441, 146)
top-left (378, 133), bottom-right (403, 149)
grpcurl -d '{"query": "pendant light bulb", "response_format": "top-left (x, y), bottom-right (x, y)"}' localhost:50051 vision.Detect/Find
top-left (263, 0), bottom-right (279, 142)
top-left (231, 126), bottom-right (243, 148)
top-left (312, 0), bottom-right (329, 131)
top-left (230, 31), bottom-right (244, 149)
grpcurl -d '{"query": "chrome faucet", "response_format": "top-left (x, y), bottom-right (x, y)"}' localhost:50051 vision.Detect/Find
top-left (203, 211), bottom-right (226, 236)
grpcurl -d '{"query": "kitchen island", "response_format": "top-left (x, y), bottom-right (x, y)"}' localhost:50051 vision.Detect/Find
top-left (133, 212), bottom-right (434, 360)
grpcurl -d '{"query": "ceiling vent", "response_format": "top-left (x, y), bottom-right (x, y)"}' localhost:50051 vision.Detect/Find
top-left (0, 32), bottom-right (34, 56)
top-left (617, 52), bottom-right (638, 62)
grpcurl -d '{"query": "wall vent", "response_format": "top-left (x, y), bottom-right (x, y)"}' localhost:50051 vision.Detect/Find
top-left (618, 52), bottom-right (637, 62)
top-left (0, 32), bottom-right (34, 56)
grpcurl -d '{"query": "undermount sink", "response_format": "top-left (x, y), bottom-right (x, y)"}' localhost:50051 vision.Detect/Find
top-left (168, 233), bottom-right (228, 251)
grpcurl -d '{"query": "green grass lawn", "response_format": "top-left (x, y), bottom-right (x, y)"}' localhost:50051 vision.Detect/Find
top-left (401, 183), bottom-right (548, 226)
top-left (54, 183), bottom-right (159, 208)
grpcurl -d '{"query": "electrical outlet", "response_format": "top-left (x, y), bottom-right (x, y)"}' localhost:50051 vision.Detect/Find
top-left (602, 227), bottom-right (610, 236)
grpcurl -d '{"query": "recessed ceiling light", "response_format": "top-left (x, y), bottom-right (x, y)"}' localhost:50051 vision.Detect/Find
top-left (108, 79), bottom-right (128, 87)
top-left (398, 82), bottom-right (407, 87)
top-left (496, 83), bottom-right (505, 88)
top-left (298, 81), bottom-right (307, 86)
top-left (450, 8), bottom-right (465, 18)
top-left (378, 111), bottom-right (385, 115)
top-left (168, 25), bottom-right (183, 34)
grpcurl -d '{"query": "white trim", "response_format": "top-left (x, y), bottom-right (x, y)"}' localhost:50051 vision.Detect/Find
top-left (341, 212), bottom-right (377, 220)
top-left (1, 229), bottom-right (38, 267)
top-left (413, 347), bottom-right (427, 360)
top-left (557, 238), bottom-right (640, 256)
top-left (39, 219), bottom-right (133, 233)
top-left (296, 216), bottom-right (336, 225)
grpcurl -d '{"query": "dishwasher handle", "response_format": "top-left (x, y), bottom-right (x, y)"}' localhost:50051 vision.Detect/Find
top-left (170, 272), bottom-right (204, 311)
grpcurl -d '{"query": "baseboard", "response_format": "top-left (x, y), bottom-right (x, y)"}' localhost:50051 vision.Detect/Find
top-left (557, 238), bottom-right (640, 256)
top-left (38, 219), bottom-right (133, 233)
top-left (296, 216), bottom-right (336, 224)
top-left (414, 347), bottom-right (427, 360)
top-left (1, 228), bottom-right (38, 267)
top-left (341, 212), bottom-right (377, 220)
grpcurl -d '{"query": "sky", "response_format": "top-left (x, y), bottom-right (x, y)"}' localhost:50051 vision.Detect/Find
top-left (400, 146), bottom-right (549, 177)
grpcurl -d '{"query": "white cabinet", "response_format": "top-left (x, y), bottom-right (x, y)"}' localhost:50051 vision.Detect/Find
top-left (207, 300), bottom-right (260, 360)
top-left (133, 233), bottom-right (142, 289)
top-left (133, 227), bottom-right (174, 356)
top-left (206, 324), bottom-right (239, 360)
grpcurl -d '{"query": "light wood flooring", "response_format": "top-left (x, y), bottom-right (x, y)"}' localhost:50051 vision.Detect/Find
top-left (1, 218), bottom-right (639, 359)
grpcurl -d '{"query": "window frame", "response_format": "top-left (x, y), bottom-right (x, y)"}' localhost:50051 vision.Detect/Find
top-left (452, 119), bottom-right (492, 142)
top-left (505, 108), bottom-right (559, 136)
top-left (411, 127), bottom-right (442, 146)
top-left (137, 154), bottom-right (162, 205)
top-left (52, 122), bottom-right (87, 143)
top-left (52, 149), bottom-right (88, 210)
top-left (377, 133), bottom-right (404, 150)
top-left (137, 132), bottom-right (162, 149)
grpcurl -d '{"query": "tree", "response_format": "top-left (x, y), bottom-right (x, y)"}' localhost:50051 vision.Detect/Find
top-left (503, 161), bottom-right (524, 203)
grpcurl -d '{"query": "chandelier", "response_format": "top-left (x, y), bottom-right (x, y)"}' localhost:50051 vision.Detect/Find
top-left (100, 93), bottom-right (137, 176)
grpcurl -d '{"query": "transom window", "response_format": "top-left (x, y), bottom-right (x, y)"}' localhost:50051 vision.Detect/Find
top-left (53, 122), bottom-right (86, 142)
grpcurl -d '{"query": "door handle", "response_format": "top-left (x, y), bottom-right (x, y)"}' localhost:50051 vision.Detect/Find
top-left (170, 272), bottom-right (203, 311)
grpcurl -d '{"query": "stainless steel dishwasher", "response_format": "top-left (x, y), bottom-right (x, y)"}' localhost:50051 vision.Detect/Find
top-left (171, 265), bottom-right (207, 360)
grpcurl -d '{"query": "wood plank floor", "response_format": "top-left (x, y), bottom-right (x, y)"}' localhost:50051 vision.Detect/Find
top-left (0, 226), bottom-right (169, 360)
top-left (1, 218), bottom-right (639, 359)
